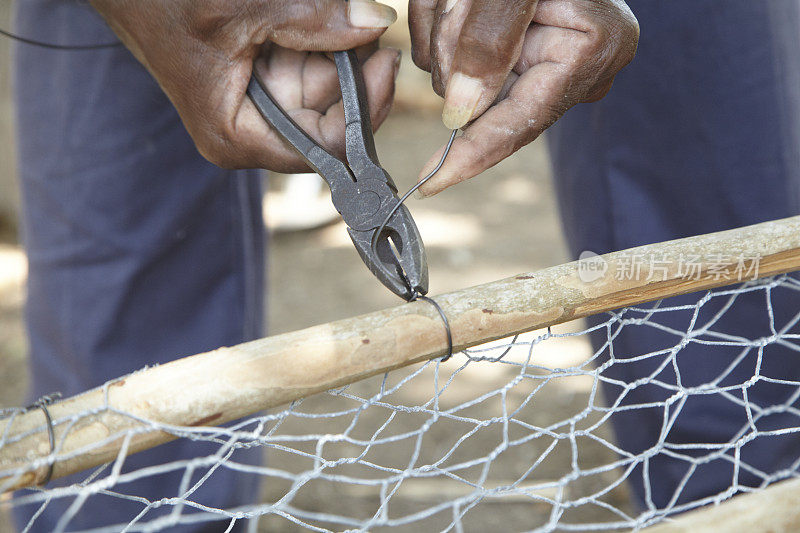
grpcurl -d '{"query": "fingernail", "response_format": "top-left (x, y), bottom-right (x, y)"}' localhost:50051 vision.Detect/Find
top-left (413, 189), bottom-right (426, 200)
top-left (348, 0), bottom-right (397, 29)
top-left (443, 0), bottom-right (460, 14)
top-left (442, 73), bottom-right (483, 130)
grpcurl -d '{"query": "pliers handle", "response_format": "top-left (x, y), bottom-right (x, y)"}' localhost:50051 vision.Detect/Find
top-left (246, 50), bottom-right (428, 300)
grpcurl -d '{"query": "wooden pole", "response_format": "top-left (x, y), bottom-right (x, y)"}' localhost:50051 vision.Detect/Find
top-left (641, 478), bottom-right (800, 532)
top-left (3, 215), bottom-right (800, 491)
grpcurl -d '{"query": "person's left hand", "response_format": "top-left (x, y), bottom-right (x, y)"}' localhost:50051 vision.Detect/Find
top-left (90, 0), bottom-right (399, 171)
top-left (409, 0), bottom-right (639, 196)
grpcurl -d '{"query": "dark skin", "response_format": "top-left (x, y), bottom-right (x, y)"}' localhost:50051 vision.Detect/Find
top-left (409, 0), bottom-right (639, 196)
top-left (89, 0), bottom-right (400, 172)
top-left (91, 0), bottom-right (638, 196)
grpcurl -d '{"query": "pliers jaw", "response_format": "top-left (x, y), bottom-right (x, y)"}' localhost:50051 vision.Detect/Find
top-left (347, 202), bottom-right (429, 300)
top-left (329, 159), bottom-right (429, 300)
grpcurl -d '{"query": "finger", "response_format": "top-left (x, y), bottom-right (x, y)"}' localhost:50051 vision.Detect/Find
top-left (265, 46), bottom-right (400, 169)
top-left (513, 23), bottom-right (583, 74)
top-left (530, 0), bottom-right (639, 87)
top-left (417, 61), bottom-right (572, 196)
top-left (260, 46), bottom-right (306, 110)
top-left (362, 47), bottom-right (402, 131)
top-left (320, 41), bottom-right (379, 65)
top-left (302, 53), bottom-right (341, 112)
top-left (513, 15), bottom-right (632, 99)
top-left (302, 41), bottom-right (384, 112)
top-left (354, 40), bottom-right (381, 63)
top-left (496, 70), bottom-right (519, 102)
top-left (441, 0), bottom-right (538, 129)
top-left (429, 0), bottom-right (471, 96)
top-left (533, 0), bottom-right (635, 33)
top-left (264, 0), bottom-right (397, 51)
top-left (408, 0), bottom-right (438, 71)
top-left (585, 79), bottom-right (614, 102)
top-left (232, 57), bottom-right (326, 173)
top-left (227, 47), bottom-right (401, 173)
top-left (315, 47), bottom-right (401, 154)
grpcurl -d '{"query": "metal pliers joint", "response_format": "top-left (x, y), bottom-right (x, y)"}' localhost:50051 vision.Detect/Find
top-left (247, 49), bottom-right (428, 300)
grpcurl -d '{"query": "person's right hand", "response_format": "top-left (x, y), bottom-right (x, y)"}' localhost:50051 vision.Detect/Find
top-left (90, 0), bottom-right (400, 172)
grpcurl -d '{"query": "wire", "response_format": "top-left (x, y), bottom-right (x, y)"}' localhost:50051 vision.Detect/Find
top-left (398, 129), bottom-right (459, 208)
top-left (369, 129), bottom-right (459, 294)
top-left (413, 294), bottom-right (454, 361)
top-left (25, 392), bottom-right (62, 486)
top-left (0, 27), bottom-right (123, 51)
top-left (371, 129), bottom-right (459, 361)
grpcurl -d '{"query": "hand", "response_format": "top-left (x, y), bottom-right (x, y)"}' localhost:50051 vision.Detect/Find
top-left (409, 0), bottom-right (639, 196)
top-left (90, 0), bottom-right (400, 172)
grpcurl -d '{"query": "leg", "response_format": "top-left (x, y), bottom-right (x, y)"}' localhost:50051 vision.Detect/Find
top-left (547, 0), bottom-right (800, 509)
top-left (13, 1), bottom-right (264, 530)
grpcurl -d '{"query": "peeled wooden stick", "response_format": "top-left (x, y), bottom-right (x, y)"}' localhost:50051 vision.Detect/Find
top-left (3, 215), bottom-right (800, 491)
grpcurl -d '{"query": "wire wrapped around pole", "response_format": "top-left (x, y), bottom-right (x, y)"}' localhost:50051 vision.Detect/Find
top-left (3, 215), bottom-right (800, 491)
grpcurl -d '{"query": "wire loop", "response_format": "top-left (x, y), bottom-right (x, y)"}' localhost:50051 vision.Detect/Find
top-left (24, 393), bottom-right (61, 486)
top-left (411, 293), bottom-right (454, 362)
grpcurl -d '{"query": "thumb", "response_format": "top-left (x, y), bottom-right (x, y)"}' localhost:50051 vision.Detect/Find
top-left (441, 0), bottom-right (537, 129)
top-left (266, 0), bottom-right (398, 51)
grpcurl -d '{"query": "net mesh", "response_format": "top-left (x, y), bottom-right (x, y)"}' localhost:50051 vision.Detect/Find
top-left (3, 274), bottom-right (800, 532)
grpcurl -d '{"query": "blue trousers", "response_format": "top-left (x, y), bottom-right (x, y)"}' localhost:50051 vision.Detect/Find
top-left (548, 0), bottom-right (800, 510)
top-left (12, 0), bottom-right (800, 528)
top-left (13, 1), bottom-right (265, 531)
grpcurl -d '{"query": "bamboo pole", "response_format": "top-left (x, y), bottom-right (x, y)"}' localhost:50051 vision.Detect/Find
top-left (3, 215), bottom-right (800, 491)
top-left (641, 478), bottom-right (800, 532)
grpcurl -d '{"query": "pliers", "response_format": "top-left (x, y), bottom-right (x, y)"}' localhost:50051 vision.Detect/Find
top-left (246, 49), bottom-right (428, 301)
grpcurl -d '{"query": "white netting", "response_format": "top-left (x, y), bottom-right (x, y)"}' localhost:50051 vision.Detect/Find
top-left (3, 274), bottom-right (800, 532)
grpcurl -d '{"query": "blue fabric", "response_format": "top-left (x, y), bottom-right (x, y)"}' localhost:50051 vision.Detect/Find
top-left (12, 1), bottom-right (265, 531)
top-left (548, 0), bottom-right (800, 509)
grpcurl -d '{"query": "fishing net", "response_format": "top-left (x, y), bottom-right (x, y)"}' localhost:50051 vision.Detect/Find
top-left (3, 274), bottom-right (800, 532)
